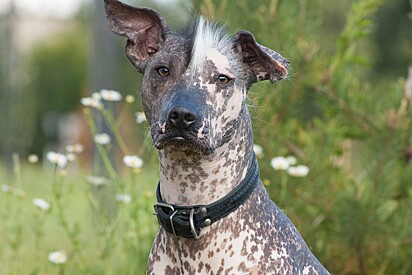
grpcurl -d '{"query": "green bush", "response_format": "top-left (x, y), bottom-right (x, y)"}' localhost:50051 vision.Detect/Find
top-left (191, 0), bottom-right (412, 273)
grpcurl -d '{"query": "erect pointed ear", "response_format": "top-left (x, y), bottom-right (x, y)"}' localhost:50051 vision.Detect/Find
top-left (233, 30), bottom-right (289, 84)
top-left (104, 0), bottom-right (170, 71)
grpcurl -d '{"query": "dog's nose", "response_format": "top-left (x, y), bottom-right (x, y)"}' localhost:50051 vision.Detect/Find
top-left (168, 106), bottom-right (198, 128)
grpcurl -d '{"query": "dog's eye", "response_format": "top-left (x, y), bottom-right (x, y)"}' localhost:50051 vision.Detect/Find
top-left (156, 67), bottom-right (170, 77)
top-left (217, 74), bottom-right (231, 84)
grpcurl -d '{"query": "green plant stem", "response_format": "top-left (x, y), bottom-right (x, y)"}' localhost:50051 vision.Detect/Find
top-left (86, 110), bottom-right (124, 191)
top-left (98, 219), bottom-right (119, 260)
top-left (12, 153), bottom-right (23, 188)
top-left (51, 165), bottom-right (85, 266)
top-left (102, 108), bottom-right (130, 155)
top-left (85, 188), bottom-right (110, 227)
top-left (116, 102), bottom-right (131, 128)
top-left (33, 211), bottom-right (45, 266)
top-left (130, 169), bottom-right (136, 191)
top-left (95, 143), bottom-right (124, 191)
top-left (58, 265), bottom-right (65, 275)
top-left (279, 172), bottom-right (288, 203)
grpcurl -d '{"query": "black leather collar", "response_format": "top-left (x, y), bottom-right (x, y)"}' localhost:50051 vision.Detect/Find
top-left (154, 154), bottom-right (259, 239)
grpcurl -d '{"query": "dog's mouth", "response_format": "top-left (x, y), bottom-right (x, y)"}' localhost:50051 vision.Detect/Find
top-left (152, 129), bottom-right (214, 155)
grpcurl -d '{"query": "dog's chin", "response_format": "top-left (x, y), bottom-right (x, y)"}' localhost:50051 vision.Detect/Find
top-left (154, 135), bottom-right (215, 155)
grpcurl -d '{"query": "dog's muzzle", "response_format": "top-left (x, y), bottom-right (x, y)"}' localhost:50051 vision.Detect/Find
top-left (151, 91), bottom-right (212, 152)
top-left (167, 106), bottom-right (198, 129)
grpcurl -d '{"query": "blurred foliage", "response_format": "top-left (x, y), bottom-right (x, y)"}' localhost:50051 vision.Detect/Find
top-left (25, 0), bottom-right (190, 157)
top-left (373, 0), bottom-right (412, 76)
top-left (27, 26), bottom-right (88, 155)
top-left (29, 30), bottom-right (87, 113)
top-left (192, 0), bottom-right (412, 274)
top-left (1, 0), bottom-right (411, 274)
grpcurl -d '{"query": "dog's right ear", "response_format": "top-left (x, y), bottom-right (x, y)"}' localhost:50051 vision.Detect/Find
top-left (233, 30), bottom-right (289, 84)
top-left (104, 0), bottom-right (170, 71)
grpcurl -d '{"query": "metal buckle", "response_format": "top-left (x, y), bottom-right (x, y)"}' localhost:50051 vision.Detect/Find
top-left (169, 210), bottom-right (178, 237)
top-left (189, 209), bottom-right (200, 239)
top-left (153, 202), bottom-right (175, 214)
top-left (153, 203), bottom-right (178, 237)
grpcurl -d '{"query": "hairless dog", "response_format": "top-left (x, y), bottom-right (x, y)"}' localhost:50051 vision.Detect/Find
top-left (105, 1), bottom-right (329, 274)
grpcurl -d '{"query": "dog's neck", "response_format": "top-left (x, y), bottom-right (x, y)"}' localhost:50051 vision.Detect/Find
top-left (158, 107), bottom-right (254, 205)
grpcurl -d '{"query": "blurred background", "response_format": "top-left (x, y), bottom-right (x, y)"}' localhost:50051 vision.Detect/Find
top-left (0, 0), bottom-right (188, 169)
top-left (0, 0), bottom-right (411, 274)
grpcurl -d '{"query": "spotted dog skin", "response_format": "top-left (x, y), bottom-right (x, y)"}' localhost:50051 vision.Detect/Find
top-left (104, 1), bottom-right (329, 274)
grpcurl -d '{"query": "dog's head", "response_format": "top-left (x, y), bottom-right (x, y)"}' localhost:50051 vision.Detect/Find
top-left (105, 0), bottom-right (289, 155)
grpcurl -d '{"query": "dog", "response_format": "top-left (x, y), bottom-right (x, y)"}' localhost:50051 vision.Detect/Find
top-left (104, 1), bottom-right (329, 274)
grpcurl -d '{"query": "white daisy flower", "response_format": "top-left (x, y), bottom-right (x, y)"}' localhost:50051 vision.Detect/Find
top-left (116, 194), bottom-right (132, 204)
top-left (28, 154), bottom-right (39, 163)
top-left (286, 156), bottom-right (297, 165)
top-left (86, 175), bottom-right (110, 186)
top-left (65, 144), bottom-right (84, 154)
top-left (1, 184), bottom-right (25, 197)
top-left (48, 251), bottom-right (67, 264)
top-left (135, 112), bottom-right (146, 124)
top-left (94, 133), bottom-right (111, 145)
top-left (46, 152), bottom-right (68, 168)
top-left (253, 144), bottom-right (263, 158)
top-left (66, 153), bottom-right (76, 162)
top-left (33, 198), bottom-right (50, 210)
top-left (80, 97), bottom-right (103, 109)
top-left (288, 165), bottom-right (310, 177)
top-left (80, 97), bottom-right (93, 106)
top-left (123, 155), bottom-right (143, 169)
top-left (0, 184), bottom-right (12, 193)
top-left (99, 89), bottom-right (122, 101)
top-left (91, 92), bottom-right (102, 101)
top-left (125, 95), bottom-right (135, 103)
top-left (270, 156), bottom-right (290, 171)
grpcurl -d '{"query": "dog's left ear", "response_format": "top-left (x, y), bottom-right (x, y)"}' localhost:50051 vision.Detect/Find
top-left (233, 30), bottom-right (289, 83)
top-left (104, 0), bottom-right (170, 71)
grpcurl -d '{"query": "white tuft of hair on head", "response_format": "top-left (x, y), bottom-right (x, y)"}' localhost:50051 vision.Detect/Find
top-left (189, 17), bottom-right (231, 75)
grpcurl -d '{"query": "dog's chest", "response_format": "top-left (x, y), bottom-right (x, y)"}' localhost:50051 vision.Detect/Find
top-left (147, 183), bottom-right (317, 275)
top-left (148, 215), bottom-right (275, 274)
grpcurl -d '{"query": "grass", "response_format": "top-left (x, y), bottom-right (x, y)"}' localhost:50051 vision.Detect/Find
top-left (0, 155), bottom-right (160, 275)
top-left (0, 91), bottom-right (163, 274)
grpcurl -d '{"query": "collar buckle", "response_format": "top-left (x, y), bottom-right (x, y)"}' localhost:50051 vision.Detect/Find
top-left (154, 202), bottom-right (178, 237)
top-left (189, 209), bottom-right (200, 239)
